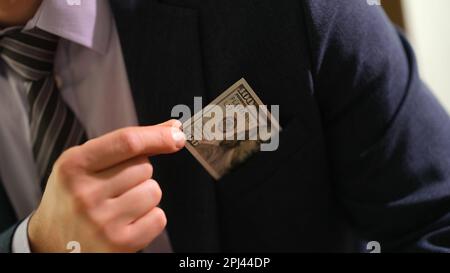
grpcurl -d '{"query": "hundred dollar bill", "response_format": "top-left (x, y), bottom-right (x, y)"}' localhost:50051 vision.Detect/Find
top-left (182, 78), bottom-right (281, 180)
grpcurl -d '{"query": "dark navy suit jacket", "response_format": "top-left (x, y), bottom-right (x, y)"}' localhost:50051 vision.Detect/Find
top-left (1, 0), bottom-right (450, 252)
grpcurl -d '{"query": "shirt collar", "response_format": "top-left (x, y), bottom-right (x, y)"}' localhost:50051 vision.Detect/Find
top-left (0, 26), bottom-right (22, 36)
top-left (24, 0), bottom-right (112, 54)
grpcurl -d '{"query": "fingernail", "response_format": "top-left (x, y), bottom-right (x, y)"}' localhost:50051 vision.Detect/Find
top-left (171, 127), bottom-right (186, 148)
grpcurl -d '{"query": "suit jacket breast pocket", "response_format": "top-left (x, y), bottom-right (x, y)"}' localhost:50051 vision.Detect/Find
top-left (217, 116), bottom-right (311, 198)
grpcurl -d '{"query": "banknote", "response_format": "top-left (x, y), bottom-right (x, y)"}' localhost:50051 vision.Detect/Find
top-left (182, 78), bottom-right (281, 180)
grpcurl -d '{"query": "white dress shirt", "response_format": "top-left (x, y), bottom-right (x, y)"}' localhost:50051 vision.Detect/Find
top-left (0, 0), bottom-right (172, 253)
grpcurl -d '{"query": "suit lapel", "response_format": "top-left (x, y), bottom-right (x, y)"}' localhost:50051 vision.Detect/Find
top-left (110, 0), bottom-right (220, 252)
top-left (110, 0), bottom-right (208, 125)
top-left (0, 179), bottom-right (17, 233)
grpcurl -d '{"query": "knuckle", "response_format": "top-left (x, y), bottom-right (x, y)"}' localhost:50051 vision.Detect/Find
top-left (63, 147), bottom-right (85, 168)
top-left (102, 225), bottom-right (118, 244)
top-left (118, 129), bottom-right (142, 155)
top-left (71, 186), bottom-right (96, 211)
top-left (105, 226), bottom-right (131, 249)
top-left (95, 200), bottom-right (115, 224)
top-left (53, 148), bottom-right (85, 182)
top-left (86, 209), bottom-right (107, 229)
top-left (54, 153), bottom-right (73, 176)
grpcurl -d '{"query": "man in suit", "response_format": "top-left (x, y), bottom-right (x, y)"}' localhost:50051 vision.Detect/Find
top-left (0, 0), bottom-right (449, 253)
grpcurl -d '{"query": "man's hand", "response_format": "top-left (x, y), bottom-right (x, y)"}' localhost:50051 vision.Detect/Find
top-left (28, 120), bottom-right (186, 253)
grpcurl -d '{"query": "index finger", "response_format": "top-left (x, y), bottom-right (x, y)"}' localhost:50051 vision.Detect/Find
top-left (80, 122), bottom-right (186, 171)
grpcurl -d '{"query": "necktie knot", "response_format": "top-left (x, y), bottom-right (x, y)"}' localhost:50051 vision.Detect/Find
top-left (0, 28), bottom-right (59, 81)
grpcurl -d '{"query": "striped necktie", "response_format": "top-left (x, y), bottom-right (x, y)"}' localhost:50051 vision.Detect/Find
top-left (0, 28), bottom-right (87, 190)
